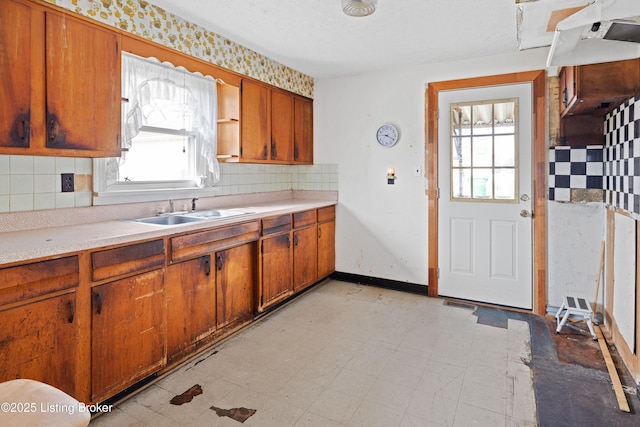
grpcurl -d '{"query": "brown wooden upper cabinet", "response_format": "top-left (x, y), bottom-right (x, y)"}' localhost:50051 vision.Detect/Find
top-left (0, 0), bottom-right (32, 149)
top-left (558, 59), bottom-right (640, 145)
top-left (45, 12), bottom-right (121, 155)
top-left (240, 79), bottom-right (270, 161)
top-left (271, 88), bottom-right (295, 163)
top-left (559, 59), bottom-right (640, 118)
top-left (0, 0), bottom-right (121, 157)
top-left (237, 79), bottom-right (313, 164)
top-left (294, 96), bottom-right (314, 164)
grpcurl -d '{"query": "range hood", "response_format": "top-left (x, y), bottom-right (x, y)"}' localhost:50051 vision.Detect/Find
top-left (547, 0), bottom-right (640, 67)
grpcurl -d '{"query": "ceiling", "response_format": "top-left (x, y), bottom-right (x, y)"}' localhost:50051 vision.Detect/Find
top-left (147, 0), bottom-right (591, 79)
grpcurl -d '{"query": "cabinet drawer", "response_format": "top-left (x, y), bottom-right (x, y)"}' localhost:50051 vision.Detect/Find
top-left (318, 205), bottom-right (336, 223)
top-left (171, 221), bottom-right (259, 263)
top-left (293, 210), bottom-right (317, 228)
top-left (262, 214), bottom-right (292, 236)
top-left (92, 240), bottom-right (165, 282)
top-left (0, 256), bottom-right (79, 306)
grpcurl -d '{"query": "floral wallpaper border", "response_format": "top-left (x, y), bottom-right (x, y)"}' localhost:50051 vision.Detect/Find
top-left (43, 0), bottom-right (314, 98)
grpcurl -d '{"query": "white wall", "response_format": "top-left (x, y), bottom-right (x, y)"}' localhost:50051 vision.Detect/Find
top-left (612, 212), bottom-right (636, 350)
top-left (547, 202), bottom-right (605, 309)
top-left (314, 48), bottom-right (550, 286)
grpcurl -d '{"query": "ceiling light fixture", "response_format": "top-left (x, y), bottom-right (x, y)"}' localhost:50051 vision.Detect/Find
top-left (342, 0), bottom-right (377, 17)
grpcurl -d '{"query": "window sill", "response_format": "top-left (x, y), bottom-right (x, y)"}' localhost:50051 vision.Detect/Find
top-left (93, 186), bottom-right (221, 206)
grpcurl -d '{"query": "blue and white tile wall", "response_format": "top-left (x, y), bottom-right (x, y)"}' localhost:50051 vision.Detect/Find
top-left (548, 145), bottom-right (603, 202)
top-left (604, 95), bottom-right (640, 218)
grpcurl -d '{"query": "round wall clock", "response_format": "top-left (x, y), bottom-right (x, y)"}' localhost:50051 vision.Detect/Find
top-left (376, 123), bottom-right (399, 147)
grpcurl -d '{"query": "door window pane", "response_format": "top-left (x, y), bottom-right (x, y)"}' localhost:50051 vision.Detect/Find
top-left (452, 137), bottom-right (471, 167)
top-left (494, 135), bottom-right (515, 167)
top-left (472, 136), bottom-right (493, 167)
top-left (450, 98), bottom-right (518, 202)
top-left (452, 168), bottom-right (471, 199)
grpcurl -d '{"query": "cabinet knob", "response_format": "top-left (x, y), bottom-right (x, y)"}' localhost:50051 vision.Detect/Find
top-left (204, 256), bottom-right (211, 276)
top-left (17, 117), bottom-right (29, 143)
top-left (48, 119), bottom-right (58, 142)
top-left (94, 292), bottom-right (103, 315)
top-left (68, 299), bottom-right (75, 324)
top-left (216, 255), bottom-right (223, 271)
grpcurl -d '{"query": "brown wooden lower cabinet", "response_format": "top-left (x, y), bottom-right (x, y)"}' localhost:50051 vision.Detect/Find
top-left (165, 256), bottom-right (216, 365)
top-left (216, 243), bottom-right (256, 329)
top-left (91, 269), bottom-right (165, 402)
top-left (0, 256), bottom-right (80, 397)
top-left (259, 233), bottom-right (293, 309)
top-left (318, 209), bottom-right (336, 280)
top-left (1, 206), bottom-right (335, 404)
top-left (293, 225), bottom-right (318, 292)
top-left (0, 292), bottom-right (79, 397)
top-left (165, 239), bottom-right (256, 367)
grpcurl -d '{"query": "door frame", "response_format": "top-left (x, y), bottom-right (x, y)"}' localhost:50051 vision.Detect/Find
top-left (426, 71), bottom-right (547, 314)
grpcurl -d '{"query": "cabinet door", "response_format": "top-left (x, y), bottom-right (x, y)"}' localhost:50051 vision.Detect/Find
top-left (166, 256), bottom-right (216, 364)
top-left (294, 96), bottom-right (313, 164)
top-left (45, 12), bottom-right (120, 155)
top-left (293, 225), bottom-right (318, 292)
top-left (260, 233), bottom-right (293, 309)
top-left (270, 89), bottom-right (294, 162)
top-left (0, 293), bottom-right (78, 397)
top-left (0, 0), bottom-right (32, 148)
top-left (217, 243), bottom-right (256, 329)
top-left (559, 66), bottom-right (575, 117)
top-left (240, 79), bottom-right (269, 161)
top-left (91, 269), bottom-right (165, 402)
top-left (317, 220), bottom-right (336, 279)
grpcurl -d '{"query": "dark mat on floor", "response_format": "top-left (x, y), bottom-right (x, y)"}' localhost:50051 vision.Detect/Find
top-left (529, 315), bottom-right (640, 427)
top-left (475, 306), bottom-right (639, 426)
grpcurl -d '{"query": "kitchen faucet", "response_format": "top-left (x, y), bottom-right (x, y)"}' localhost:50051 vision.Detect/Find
top-left (191, 197), bottom-right (198, 211)
top-left (169, 198), bottom-right (174, 213)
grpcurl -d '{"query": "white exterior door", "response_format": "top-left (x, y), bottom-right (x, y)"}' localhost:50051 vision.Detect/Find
top-left (437, 83), bottom-right (533, 309)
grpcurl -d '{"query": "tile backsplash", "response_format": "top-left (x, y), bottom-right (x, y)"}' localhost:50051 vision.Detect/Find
top-left (548, 94), bottom-right (640, 218)
top-left (218, 163), bottom-right (338, 195)
top-left (0, 155), bottom-right (92, 212)
top-left (548, 145), bottom-right (603, 202)
top-left (604, 95), bottom-right (640, 217)
top-left (0, 156), bottom-right (338, 213)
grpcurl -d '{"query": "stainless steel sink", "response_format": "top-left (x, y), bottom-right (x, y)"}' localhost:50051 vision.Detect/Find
top-left (182, 209), bottom-right (253, 219)
top-left (130, 215), bottom-right (206, 226)
top-left (127, 209), bottom-right (252, 226)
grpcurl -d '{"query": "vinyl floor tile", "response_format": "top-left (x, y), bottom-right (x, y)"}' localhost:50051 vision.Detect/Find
top-left (90, 280), bottom-right (537, 427)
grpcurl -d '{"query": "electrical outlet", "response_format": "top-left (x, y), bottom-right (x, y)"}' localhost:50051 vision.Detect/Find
top-left (61, 173), bottom-right (74, 192)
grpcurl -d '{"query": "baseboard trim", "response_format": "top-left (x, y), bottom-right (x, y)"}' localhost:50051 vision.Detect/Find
top-left (330, 271), bottom-right (428, 295)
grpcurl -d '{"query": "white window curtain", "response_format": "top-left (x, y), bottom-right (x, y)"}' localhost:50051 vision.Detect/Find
top-left (106, 52), bottom-right (220, 187)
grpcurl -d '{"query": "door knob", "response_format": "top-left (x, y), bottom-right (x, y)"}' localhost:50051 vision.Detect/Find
top-left (520, 194), bottom-right (530, 202)
top-left (520, 210), bottom-right (531, 218)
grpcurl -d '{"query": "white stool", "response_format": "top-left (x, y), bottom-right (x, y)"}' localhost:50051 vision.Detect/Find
top-left (555, 295), bottom-right (597, 340)
top-left (0, 379), bottom-right (91, 427)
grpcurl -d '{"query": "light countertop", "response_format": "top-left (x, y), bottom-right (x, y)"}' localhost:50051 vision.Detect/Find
top-left (0, 196), bottom-right (336, 266)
